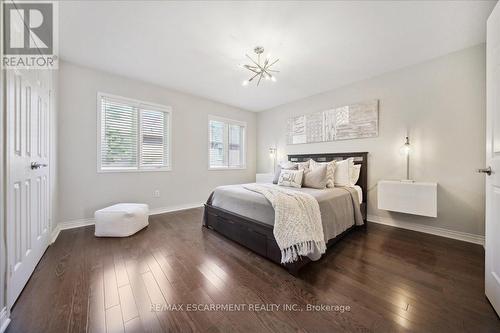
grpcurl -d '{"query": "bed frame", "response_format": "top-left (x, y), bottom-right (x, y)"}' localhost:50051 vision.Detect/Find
top-left (203, 152), bottom-right (368, 276)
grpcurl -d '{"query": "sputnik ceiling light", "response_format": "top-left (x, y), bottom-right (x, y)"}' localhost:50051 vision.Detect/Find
top-left (241, 46), bottom-right (279, 86)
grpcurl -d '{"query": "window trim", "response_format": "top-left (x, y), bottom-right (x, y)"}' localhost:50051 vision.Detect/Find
top-left (208, 115), bottom-right (247, 171)
top-left (97, 92), bottom-right (172, 173)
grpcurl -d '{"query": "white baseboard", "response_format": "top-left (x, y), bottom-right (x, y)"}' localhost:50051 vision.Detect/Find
top-left (367, 214), bottom-right (485, 245)
top-left (50, 202), bottom-right (204, 243)
top-left (50, 217), bottom-right (94, 243)
top-left (0, 307), bottom-right (10, 333)
top-left (50, 208), bottom-right (485, 246)
top-left (148, 202), bottom-right (203, 215)
top-left (50, 225), bottom-right (61, 244)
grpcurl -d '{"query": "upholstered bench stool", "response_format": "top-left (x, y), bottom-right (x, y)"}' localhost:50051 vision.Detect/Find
top-left (94, 203), bottom-right (149, 237)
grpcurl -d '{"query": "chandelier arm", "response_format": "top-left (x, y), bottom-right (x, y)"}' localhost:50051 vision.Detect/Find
top-left (248, 72), bottom-right (260, 82)
top-left (246, 54), bottom-right (261, 68)
top-left (268, 58), bottom-right (280, 67)
top-left (246, 67), bottom-right (261, 74)
top-left (263, 69), bottom-right (273, 77)
top-left (267, 69), bottom-right (280, 73)
top-left (257, 73), bottom-right (263, 86)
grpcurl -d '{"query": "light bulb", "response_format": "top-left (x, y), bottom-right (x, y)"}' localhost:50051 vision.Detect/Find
top-left (400, 145), bottom-right (410, 155)
top-left (265, 75), bottom-right (270, 80)
top-left (242, 80), bottom-right (249, 86)
top-left (271, 76), bottom-right (277, 82)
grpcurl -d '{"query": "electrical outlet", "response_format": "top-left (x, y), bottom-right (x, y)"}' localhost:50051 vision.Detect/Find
top-left (153, 190), bottom-right (160, 198)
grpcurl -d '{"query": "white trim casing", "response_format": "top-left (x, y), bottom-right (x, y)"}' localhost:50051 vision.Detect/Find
top-left (0, 307), bottom-right (10, 333)
top-left (50, 203), bottom-right (204, 243)
top-left (367, 214), bottom-right (485, 245)
top-left (208, 167), bottom-right (247, 171)
top-left (0, 8), bottom-right (7, 329)
top-left (0, 8), bottom-right (7, 331)
top-left (96, 92), bottom-right (172, 173)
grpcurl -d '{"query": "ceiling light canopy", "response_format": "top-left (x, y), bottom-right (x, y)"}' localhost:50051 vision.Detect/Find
top-left (241, 46), bottom-right (279, 86)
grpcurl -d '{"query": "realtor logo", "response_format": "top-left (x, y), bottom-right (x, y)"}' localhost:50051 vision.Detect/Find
top-left (2, 1), bottom-right (58, 69)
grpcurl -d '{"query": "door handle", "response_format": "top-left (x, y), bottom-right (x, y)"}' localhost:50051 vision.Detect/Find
top-left (31, 162), bottom-right (48, 170)
top-left (477, 166), bottom-right (492, 176)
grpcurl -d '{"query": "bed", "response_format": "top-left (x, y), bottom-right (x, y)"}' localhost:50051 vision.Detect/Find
top-left (202, 152), bottom-right (368, 275)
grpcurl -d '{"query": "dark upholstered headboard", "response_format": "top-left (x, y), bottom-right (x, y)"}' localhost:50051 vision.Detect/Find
top-left (288, 152), bottom-right (368, 206)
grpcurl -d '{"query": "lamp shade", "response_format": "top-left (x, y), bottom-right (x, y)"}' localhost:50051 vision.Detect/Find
top-left (400, 136), bottom-right (410, 155)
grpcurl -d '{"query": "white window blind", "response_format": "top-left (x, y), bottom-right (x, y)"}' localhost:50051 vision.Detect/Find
top-left (98, 93), bottom-right (171, 172)
top-left (100, 97), bottom-right (138, 169)
top-left (209, 120), bottom-right (226, 168)
top-left (208, 117), bottom-right (246, 169)
top-left (140, 109), bottom-right (168, 167)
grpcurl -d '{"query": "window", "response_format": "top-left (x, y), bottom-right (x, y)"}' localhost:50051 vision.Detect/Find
top-left (98, 93), bottom-right (171, 172)
top-left (208, 116), bottom-right (246, 169)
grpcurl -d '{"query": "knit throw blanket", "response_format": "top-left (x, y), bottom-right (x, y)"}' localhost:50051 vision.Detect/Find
top-left (243, 184), bottom-right (326, 263)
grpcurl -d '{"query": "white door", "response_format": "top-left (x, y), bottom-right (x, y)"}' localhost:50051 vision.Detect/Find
top-left (485, 1), bottom-right (500, 316)
top-left (6, 69), bottom-right (52, 308)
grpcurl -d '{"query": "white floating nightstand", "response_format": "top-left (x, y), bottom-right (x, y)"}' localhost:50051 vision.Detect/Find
top-left (377, 180), bottom-right (437, 217)
top-left (256, 173), bottom-right (274, 183)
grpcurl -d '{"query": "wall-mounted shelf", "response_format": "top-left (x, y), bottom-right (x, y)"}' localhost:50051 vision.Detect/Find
top-left (377, 180), bottom-right (437, 217)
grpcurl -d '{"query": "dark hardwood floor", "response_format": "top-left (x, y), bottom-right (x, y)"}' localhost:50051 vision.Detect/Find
top-left (6, 208), bottom-right (500, 333)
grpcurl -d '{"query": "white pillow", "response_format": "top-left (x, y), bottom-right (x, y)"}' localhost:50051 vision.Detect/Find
top-left (296, 160), bottom-right (311, 173)
top-left (278, 169), bottom-right (304, 188)
top-left (303, 164), bottom-right (328, 189)
top-left (280, 161), bottom-right (296, 169)
top-left (310, 159), bottom-right (336, 188)
top-left (350, 164), bottom-right (361, 186)
top-left (334, 158), bottom-right (354, 187)
top-left (273, 162), bottom-right (297, 184)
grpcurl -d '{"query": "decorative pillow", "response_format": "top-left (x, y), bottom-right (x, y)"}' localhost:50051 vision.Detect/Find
top-left (350, 164), bottom-right (361, 186)
top-left (303, 164), bottom-right (327, 189)
top-left (310, 159), bottom-right (336, 188)
top-left (334, 158), bottom-right (354, 187)
top-left (278, 169), bottom-right (304, 188)
top-left (281, 161), bottom-right (296, 169)
top-left (296, 160), bottom-right (311, 173)
top-left (272, 162), bottom-right (298, 184)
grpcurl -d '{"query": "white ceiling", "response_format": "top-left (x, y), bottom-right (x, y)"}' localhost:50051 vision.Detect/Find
top-left (59, 0), bottom-right (497, 111)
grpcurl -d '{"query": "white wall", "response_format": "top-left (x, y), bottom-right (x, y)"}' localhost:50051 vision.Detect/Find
top-left (58, 61), bottom-right (256, 222)
top-left (257, 44), bottom-right (486, 236)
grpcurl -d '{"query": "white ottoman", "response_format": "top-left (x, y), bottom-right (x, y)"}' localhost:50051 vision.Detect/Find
top-left (95, 203), bottom-right (149, 237)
